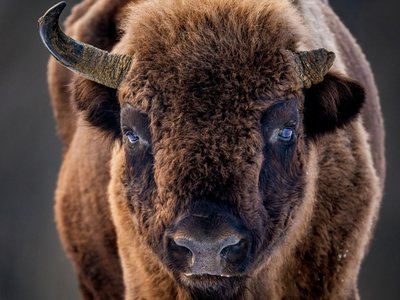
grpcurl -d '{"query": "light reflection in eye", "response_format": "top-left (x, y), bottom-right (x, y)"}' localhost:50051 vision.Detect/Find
top-left (277, 128), bottom-right (293, 142)
top-left (125, 131), bottom-right (140, 144)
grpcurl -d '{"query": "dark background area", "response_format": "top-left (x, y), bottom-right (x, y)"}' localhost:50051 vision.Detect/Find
top-left (0, 0), bottom-right (398, 299)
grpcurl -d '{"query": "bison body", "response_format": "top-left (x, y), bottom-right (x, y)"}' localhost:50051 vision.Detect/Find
top-left (42, 0), bottom-right (384, 299)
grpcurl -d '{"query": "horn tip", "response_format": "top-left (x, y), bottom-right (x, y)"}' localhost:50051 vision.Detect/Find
top-left (38, 2), bottom-right (66, 26)
top-left (38, 2), bottom-right (69, 68)
top-left (327, 51), bottom-right (336, 67)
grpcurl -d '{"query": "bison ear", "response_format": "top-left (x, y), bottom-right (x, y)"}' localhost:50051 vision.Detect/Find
top-left (303, 72), bottom-right (365, 138)
top-left (72, 77), bottom-right (121, 139)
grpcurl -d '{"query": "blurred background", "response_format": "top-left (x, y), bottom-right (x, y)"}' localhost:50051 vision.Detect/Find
top-left (0, 0), bottom-right (398, 299)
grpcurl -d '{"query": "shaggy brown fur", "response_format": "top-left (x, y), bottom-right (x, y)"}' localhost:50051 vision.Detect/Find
top-left (48, 0), bottom-right (384, 299)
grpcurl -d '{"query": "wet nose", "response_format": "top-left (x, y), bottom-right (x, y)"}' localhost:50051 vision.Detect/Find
top-left (166, 216), bottom-right (251, 276)
top-left (175, 234), bottom-right (243, 275)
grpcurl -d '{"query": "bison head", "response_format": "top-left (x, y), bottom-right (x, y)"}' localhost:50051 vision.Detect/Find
top-left (39, 1), bottom-right (364, 298)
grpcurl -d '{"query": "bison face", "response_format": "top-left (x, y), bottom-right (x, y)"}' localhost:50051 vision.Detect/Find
top-left (109, 11), bottom-right (311, 291)
top-left (113, 71), bottom-right (363, 298)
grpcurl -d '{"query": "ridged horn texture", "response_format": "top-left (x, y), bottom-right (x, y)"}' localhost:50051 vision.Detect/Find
top-left (38, 2), bottom-right (132, 89)
top-left (292, 49), bottom-right (335, 88)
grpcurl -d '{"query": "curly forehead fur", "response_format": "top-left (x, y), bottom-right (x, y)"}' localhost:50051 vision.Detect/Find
top-left (118, 0), bottom-right (307, 109)
top-left (123, 0), bottom-right (305, 54)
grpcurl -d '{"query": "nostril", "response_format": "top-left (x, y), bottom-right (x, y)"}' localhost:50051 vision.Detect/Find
top-left (168, 237), bottom-right (193, 263)
top-left (220, 239), bottom-right (249, 264)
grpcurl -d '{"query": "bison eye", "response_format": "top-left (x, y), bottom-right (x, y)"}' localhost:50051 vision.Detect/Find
top-left (278, 128), bottom-right (294, 142)
top-left (124, 130), bottom-right (140, 144)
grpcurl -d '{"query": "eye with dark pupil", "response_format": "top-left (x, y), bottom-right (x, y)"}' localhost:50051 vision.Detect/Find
top-left (125, 131), bottom-right (140, 143)
top-left (278, 128), bottom-right (293, 141)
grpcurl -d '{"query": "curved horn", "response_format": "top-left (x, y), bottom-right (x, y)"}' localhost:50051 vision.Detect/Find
top-left (38, 2), bottom-right (132, 89)
top-left (292, 49), bottom-right (335, 88)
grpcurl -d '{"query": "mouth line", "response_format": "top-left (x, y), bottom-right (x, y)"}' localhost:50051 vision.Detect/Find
top-left (184, 272), bottom-right (233, 278)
